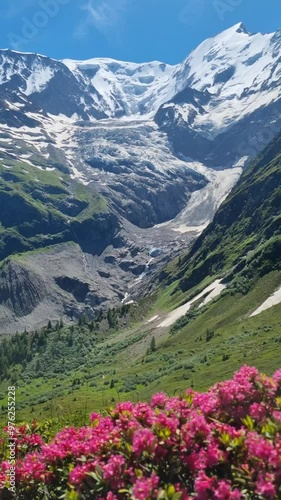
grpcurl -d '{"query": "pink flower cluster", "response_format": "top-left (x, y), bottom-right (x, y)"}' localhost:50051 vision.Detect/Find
top-left (1, 366), bottom-right (281, 499)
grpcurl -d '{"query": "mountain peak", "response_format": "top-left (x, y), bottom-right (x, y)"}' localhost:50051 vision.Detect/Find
top-left (234, 22), bottom-right (248, 34)
top-left (217, 22), bottom-right (249, 39)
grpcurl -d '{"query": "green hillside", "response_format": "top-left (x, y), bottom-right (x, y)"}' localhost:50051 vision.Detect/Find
top-left (0, 131), bottom-right (281, 426)
top-left (0, 158), bottom-right (110, 262)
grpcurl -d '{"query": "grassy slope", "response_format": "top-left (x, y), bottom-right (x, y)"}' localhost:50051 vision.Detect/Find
top-left (0, 270), bottom-right (280, 427)
top-left (0, 158), bottom-right (109, 262)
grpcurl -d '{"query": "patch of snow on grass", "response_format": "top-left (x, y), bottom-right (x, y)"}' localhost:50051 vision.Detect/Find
top-left (157, 279), bottom-right (225, 328)
top-left (145, 315), bottom-right (160, 324)
top-left (250, 285), bottom-right (281, 317)
top-left (199, 283), bottom-right (226, 308)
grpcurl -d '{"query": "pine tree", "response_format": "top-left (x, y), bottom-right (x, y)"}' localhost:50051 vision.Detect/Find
top-left (67, 333), bottom-right (73, 347)
top-left (150, 336), bottom-right (156, 352)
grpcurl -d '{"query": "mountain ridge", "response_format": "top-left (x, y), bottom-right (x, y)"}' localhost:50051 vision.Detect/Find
top-left (1, 22), bottom-right (280, 123)
top-left (0, 22), bottom-right (281, 332)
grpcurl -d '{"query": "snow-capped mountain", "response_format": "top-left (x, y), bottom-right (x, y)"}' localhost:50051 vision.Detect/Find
top-left (155, 23), bottom-right (281, 166)
top-left (0, 22), bottom-right (281, 332)
top-left (62, 58), bottom-right (176, 118)
top-left (0, 50), bottom-right (177, 121)
top-left (1, 23), bottom-right (280, 125)
top-left (1, 22), bottom-right (280, 165)
top-left (173, 23), bottom-right (281, 135)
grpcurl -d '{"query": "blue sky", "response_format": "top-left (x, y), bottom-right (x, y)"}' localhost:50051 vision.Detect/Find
top-left (0, 0), bottom-right (280, 63)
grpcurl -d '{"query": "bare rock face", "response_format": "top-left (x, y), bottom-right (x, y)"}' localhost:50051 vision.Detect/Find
top-left (54, 277), bottom-right (90, 303)
top-left (0, 261), bottom-right (47, 317)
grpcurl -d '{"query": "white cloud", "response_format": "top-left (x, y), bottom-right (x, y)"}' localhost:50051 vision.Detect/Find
top-left (75, 0), bottom-right (132, 39)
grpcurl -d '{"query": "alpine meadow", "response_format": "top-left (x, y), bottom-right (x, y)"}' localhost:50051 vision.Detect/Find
top-left (0, 15), bottom-right (280, 500)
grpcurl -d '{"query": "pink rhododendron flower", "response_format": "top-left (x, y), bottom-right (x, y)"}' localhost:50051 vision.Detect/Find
top-left (106, 493), bottom-right (118, 500)
top-left (214, 480), bottom-right (241, 499)
top-left (90, 412), bottom-right (101, 423)
top-left (132, 473), bottom-right (159, 500)
top-left (273, 368), bottom-right (281, 385)
top-left (151, 393), bottom-right (167, 409)
top-left (246, 432), bottom-right (275, 462)
top-left (1, 366), bottom-right (280, 499)
top-left (249, 402), bottom-right (267, 421)
top-left (132, 428), bottom-right (156, 456)
top-left (194, 472), bottom-right (215, 499)
top-left (256, 474), bottom-right (276, 499)
top-left (273, 410), bottom-right (281, 423)
top-left (69, 462), bottom-right (98, 485)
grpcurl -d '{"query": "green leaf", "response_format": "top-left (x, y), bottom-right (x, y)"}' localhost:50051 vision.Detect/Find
top-left (242, 415), bottom-right (254, 431)
top-left (167, 485), bottom-right (176, 498)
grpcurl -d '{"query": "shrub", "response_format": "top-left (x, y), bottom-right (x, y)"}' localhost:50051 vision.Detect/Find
top-left (0, 366), bottom-right (281, 499)
top-left (206, 328), bottom-right (215, 342)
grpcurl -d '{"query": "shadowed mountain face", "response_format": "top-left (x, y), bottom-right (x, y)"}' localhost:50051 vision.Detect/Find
top-left (0, 23), bottom-right (281, 332)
